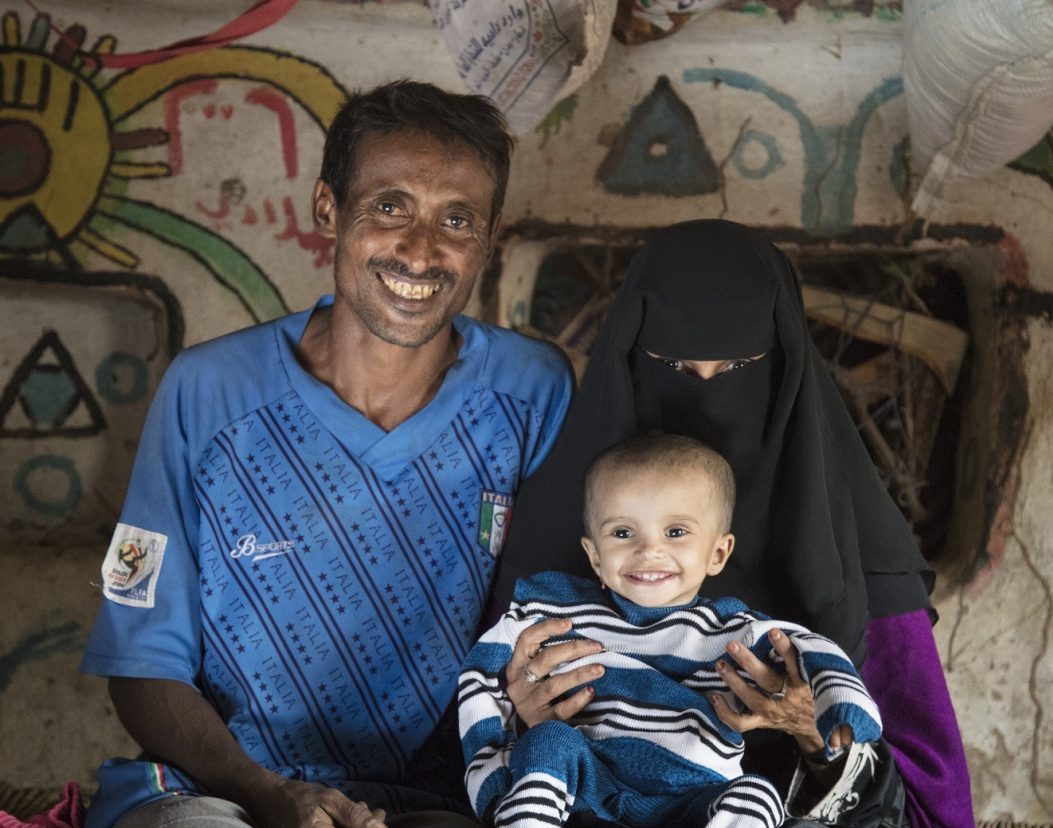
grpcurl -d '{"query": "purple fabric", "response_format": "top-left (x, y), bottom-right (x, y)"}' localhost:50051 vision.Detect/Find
top-left (863, 611), bottom-right (974, 827)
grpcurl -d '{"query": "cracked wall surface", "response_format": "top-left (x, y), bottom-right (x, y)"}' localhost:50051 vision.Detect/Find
top-left (934, 321), bottom-right (1053, 821)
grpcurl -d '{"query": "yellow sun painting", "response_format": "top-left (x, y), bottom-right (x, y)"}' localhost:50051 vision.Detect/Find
top-left (0, 11), bottom-right (346, 321)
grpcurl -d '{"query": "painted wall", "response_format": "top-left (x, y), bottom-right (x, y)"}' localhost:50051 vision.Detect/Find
top-left (1, 0), bottom-right (1051, 819)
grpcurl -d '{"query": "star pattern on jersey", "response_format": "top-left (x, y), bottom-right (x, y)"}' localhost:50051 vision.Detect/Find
top-left (191, 380), bottom-right (544, 780)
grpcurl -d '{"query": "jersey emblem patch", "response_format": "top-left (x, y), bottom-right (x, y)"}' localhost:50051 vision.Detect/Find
top-left (478, 491), bottom-right (512, 557)
top-left (228, 533), bottom-right (296, 562)
top-left (100, 523), bottom-right (167, 608)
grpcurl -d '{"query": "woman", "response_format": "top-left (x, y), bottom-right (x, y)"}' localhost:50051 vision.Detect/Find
top-left (495, 220), bottom-right (972, 826)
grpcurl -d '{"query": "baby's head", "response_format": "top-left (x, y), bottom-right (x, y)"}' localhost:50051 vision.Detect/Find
top-left (581, 434), bottom-right (736, 608)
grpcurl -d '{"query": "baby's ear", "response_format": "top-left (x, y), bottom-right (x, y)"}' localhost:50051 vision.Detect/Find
top-left (581, 536), bottom-right (602, 575)
top-left (708, 533), bottom-right (735, 575)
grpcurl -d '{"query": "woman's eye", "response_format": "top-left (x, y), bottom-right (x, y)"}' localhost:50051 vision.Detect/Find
top-left (721, 358), bottom-right (753, 373)
top-left (447, 214), bottom-right (467, 229)
top-left (660, 357), bottom-right (682, 370)
top-left (379, 202), bottom-right (398, 214)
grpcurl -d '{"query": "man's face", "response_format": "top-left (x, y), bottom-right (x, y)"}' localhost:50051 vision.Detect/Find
top-left (314, 129), bottom-right (499, 349)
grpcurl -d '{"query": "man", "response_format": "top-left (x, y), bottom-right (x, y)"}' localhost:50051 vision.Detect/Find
top-left (80, 81), bottom-right (573, 828)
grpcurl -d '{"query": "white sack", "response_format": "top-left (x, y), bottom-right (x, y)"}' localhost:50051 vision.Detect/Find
top-left (903, 0), bottom-right (1053, 215)
top-left (429, 0), bottom-right (616, 136)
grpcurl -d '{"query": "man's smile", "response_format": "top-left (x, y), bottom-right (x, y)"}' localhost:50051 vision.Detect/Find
top-left (379, 272), bottom-right (443, 301)
top-left (368, 255), bottom-right (454, 305)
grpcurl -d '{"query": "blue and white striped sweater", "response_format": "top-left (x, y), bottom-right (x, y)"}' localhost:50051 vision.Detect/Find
top-left (458, 571), bottom-right (881, 821)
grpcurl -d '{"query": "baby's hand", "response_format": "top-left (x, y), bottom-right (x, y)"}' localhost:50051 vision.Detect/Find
top-left (828, 724), bottom-right (855, 751)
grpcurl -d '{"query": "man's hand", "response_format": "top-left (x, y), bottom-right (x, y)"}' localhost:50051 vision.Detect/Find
top-left (505, 618), bottom-right (605, 728)
top-left (250, 778), bottom-right (386, 828)
top-left (109, 678), bottom-right (387, 828)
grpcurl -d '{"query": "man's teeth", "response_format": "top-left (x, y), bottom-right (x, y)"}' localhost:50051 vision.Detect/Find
top-left (381, 275), bottom-right (440, 300)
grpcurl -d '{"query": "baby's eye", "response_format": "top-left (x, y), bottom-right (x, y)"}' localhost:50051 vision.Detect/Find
top-left (612, 528), bottom-right (633, 539)
top-left (666, 527), bottom-right (688, 538)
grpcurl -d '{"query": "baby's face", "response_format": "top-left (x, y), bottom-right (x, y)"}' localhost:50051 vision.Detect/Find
top-left (582, 467), bottom-right (733, 607)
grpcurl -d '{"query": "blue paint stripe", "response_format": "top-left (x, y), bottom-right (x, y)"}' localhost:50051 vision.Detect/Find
top-left (681, 66), bottom-right (903, 232)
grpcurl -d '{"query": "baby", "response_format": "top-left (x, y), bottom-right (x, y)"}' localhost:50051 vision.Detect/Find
top-left (458, 434), bottom-right (883, 828)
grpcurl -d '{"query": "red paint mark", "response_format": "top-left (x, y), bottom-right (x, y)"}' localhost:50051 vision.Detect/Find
top-left (52, 24), bottom-right (84, 67)
top-left (195, 194), bottom-right (231, 220)
top-left (263, 199), bottom-right (278, 224)
top-left (968, 497), bottom-right (1014, 597)
top-left (204, 103), bottom-right (216, 119)
top-left (275, 195), bottom-right (333, 267)
top-left (222, 104), bottom-right (234, 119)
top-left (164, 79), bottom-right (218, 175)
top-left (987, 499), bottom-right (1012, 567)
top-left (245, 86), bottom-right (298, 179)
top-left (996, 233), bottom-right (1030, 287)
top-left (112, 128), bottom-right (169, 151)
top-left (28, 0), bottom-right (299, 70)
top-left (243, 205), bottom-right (258, 225)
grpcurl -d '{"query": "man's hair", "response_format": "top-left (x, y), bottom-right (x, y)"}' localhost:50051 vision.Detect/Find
top-left (583, 434), bottom-right (737, 535)
top-left (319, 80), bottom-right (513, 224)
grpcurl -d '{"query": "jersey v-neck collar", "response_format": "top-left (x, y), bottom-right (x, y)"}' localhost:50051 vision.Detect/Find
top-left (275, 295), bottom-right (487, 481)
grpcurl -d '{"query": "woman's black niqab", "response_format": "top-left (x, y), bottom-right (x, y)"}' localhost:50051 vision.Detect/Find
top-left (495, 220), bottom-right (933, 663)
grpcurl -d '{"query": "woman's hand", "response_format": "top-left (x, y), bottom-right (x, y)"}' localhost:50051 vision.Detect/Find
top-left (505, 618), bottom-right (605, 729)
top-left (709, 628), bottom-right (854, 755)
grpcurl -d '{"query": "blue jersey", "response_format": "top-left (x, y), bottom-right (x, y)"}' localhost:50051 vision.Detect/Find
top-left (80, 296), bottom-right (573, 826)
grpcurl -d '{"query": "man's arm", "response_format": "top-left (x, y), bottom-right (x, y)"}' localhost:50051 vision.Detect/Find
top-left (109, 677), bottom-right (385, 828)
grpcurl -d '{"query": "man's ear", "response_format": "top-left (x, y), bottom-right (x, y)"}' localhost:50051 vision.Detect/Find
top-left (581, 536), bottom-right (602, 576)
top-left (312, 179), bottom-right (337, 238)
top-left (707, 533), bottom-right (735, 576)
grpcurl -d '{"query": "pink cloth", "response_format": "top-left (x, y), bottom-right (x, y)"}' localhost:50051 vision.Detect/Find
top-left (0, 782), bottom-right (85, 828)
top-left (863, 611), bottom-right (975, 827)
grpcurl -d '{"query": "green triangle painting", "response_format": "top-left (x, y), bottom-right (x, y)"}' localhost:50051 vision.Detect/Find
top-left (0, 330), bottom-right (105, 437)
top-left (597, 76), bottom-right (720, 196)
